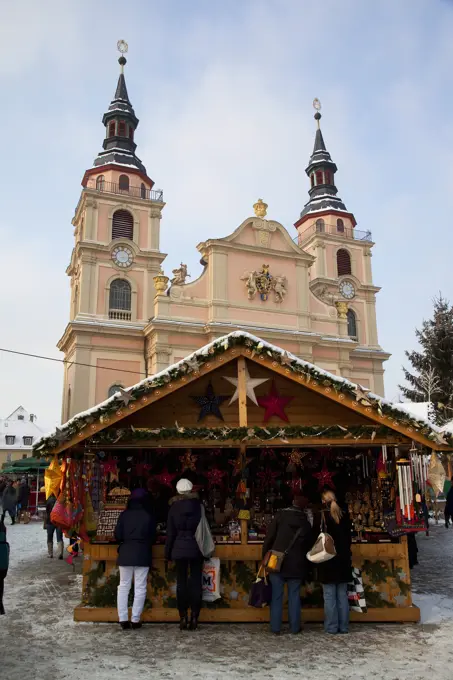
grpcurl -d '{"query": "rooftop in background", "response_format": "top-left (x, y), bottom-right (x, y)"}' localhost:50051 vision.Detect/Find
top-left (0, 406), bottom-right (44, 460)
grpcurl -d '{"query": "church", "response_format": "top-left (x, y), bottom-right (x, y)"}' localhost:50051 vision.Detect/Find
top-left (58, 51), bottom-right (389, 421)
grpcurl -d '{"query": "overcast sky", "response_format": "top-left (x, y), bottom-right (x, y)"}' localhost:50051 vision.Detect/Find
top-left (1, 0), bottom-right (453, 431)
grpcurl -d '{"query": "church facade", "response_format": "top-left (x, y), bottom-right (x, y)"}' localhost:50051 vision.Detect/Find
top-left (58, 57), bottom-right (389, 421)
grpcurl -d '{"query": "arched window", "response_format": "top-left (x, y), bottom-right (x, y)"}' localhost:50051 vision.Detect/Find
top-left (315, 218), bottom-right (325, 233)
top-left (324, 171), bottom-right (331, 184)
top-left (337, 248), bottom-right (352, 276)
top-left (96, 175), bottom-right (105, 192)
top-left (118, 120), bottom-right (126, 137)
top-left (118, 174), bottom-right (130, 192)
top-left (347, 309), bottom-right (357, 340)
top-left (112, 209), bottom-right (133, 240)
top-left (109, 279), bottom-right (131, 320)
top-left (336, 218), bottom-right (344, 233)
top-left (128, 126), bottom-right (134, 140)
top-left (140, 182), bottom-right (147, 199)
top-left (310, 174), bottom-right (315, 188)
top-left (108, 121), bottom-right (116, 137)
top-left (315, 171), bottom-right (324, 185)
top-left (108, 384), bottom-right (124, 398)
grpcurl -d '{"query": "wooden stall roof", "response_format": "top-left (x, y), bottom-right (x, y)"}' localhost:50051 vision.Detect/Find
top-left (33, 332), bottom-right (453, 455)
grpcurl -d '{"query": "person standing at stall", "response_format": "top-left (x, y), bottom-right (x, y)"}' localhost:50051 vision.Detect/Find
top-left (165, 478), bottom-right (203, 631)
top-left (317, 490), bottom-right (352, 635)
top-left (45, 492), bottom-right (64, 559)
top-left (0, 518), bottom-right (9, 615)
top-left (444, 476), bottom-right (453, 528)
top-left (1, 481), bottom-right (17, 526)
top-left (115, 488), bottom-right (156, 630)
top-left (262, 492), bottom-right (313, 635)
top-left (17, 478), bottom-right (30, 523)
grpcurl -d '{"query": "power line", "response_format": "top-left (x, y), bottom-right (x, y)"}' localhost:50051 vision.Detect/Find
top-left (0, 348), bottom-right (148, 377)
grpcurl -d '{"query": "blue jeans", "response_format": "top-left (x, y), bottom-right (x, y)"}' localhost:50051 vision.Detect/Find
top-left (269, 573), bottom-right (302, 633)
top-left (322, 582), bottom-right (349, 633)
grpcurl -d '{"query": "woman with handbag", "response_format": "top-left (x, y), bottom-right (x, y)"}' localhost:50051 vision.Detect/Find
top-left (262, 493), bottom-right (312, 635)
top-left (316, 490), bottom-right (352, 635)
top-left (165, 478), bottom-right (204, 631)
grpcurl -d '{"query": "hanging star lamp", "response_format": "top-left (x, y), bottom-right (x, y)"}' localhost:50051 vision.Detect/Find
top-left (191, 382), bottom-right (228, 421)
top-left (314, 462), bottom-right (337, 490)
top-left (257, 381), bottom-right (294, 423)
top-left (223, 364), bottom-right (269, 405)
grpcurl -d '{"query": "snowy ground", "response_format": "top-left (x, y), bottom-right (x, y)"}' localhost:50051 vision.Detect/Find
top-left (1, 522), bottom-right (453, 680)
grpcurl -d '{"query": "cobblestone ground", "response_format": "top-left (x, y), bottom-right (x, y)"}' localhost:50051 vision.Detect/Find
top-left (0, 521), bottom-right (452, 680)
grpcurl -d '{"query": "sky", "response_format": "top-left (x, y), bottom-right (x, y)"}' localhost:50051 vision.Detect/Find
top-left (1, 0), bottom-right (453, 432)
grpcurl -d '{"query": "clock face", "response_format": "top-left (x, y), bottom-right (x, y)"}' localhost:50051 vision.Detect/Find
top-left (339, 280), bottom-right (355, 300)
top-left (112, 246), bottom-right (133, 268)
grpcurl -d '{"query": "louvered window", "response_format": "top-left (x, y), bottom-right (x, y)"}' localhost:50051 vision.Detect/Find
top-left (310, 174), bottom-right (315, 188)
top-left (118, 120), bottom-right (126, 136)
top-left (108, 384), bottom-right (124, 398)
top-left (112, 209), bottom-right (133, 240)
top-left (324, 171), bottom-right (331, 184)
top-left (347, 309), bottom-right (357, 340)
top-left (337, 249), bottom-right (352, 276)
top-left (128, 126), bottom-right (134, 140)
top-left (108, 121), bottom-right (116, 137)
top-left (315, 171), bottom-right (324, 185)
top-left (119, 174), bottom-right (129, 192)
top-left (109, 280), bottom-right (131, 320)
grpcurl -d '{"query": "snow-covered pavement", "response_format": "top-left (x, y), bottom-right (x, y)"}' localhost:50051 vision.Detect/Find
top-left (0, 522), bottom-right (452, 680)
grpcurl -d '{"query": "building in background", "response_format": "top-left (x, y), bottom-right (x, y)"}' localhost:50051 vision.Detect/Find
top-left (0, 407), bottom-right (44, 466)
top-left (58, 50), bottom-right (389, 421)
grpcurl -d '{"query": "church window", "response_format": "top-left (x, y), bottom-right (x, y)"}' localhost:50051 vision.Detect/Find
top-left (108, 121), bottom-right (116, 137)
top-left (336, 218), bottom-right (345, 233)
top-left (108, 384), bottom-right (124, 398)
top-left (109, 279), bottom-right (131, 318)
top-left (128, 126), bottom-right (134, 140)
top-left (118, 174), bottom-right (130, 192)
top-left (337, 249), bottom-right (352, 276)
top-left (118, 120), bottom-right (126, 137)
top-left (347, 309), bottom-right (358, 340)
top-left (324, 171), bottom-right (331, 184)
top-left (96, 175), bottom-right (105, 192)
top-left (310, 174), bottom-right (315, 188)
top-left (315, 171), bottom-right (324, 185)
top-left (112, 209), bottom-right (133, 240)
top-left (315, 218), bottom-right (325, 233)
top-left (140, 183), bottom-right (147, 199)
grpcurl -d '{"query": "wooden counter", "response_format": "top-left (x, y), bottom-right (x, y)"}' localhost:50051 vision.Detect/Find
top-left (74, 537), bottom-right (419, 623)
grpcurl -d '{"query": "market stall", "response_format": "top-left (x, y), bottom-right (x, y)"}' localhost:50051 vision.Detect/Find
top-left (34, 332), bottom-right (453, 624)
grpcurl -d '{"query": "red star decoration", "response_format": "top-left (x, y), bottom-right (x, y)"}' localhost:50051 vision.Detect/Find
top-left (286, 477), bottom-right (306, 492)
top-left (154, 469), bottom-right (176, 488)
top-left (206, 468), bottom-right (226, 488)
top-left (257, 468), bottom-right (279, 490)
top-left (257, 382), bottom-right (294, 423)
top-left (314, 462), bottom-right (336, 490)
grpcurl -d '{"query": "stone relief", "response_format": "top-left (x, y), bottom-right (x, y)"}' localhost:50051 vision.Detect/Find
top-left (241, 264), bottom-right (288, 303)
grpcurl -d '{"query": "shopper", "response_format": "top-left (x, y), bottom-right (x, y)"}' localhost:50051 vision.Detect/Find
top-left (165, 478), bottom-right (203, 631)
top-left (115, 488), bottom-right (156, 630)
top-left (45, 493), bottom-right (64, 559)
top-left (17, 478), bottom-right (30, 523)
top-left (445, 477), bottom-right (453, 528)
top-left (1, 481), bottom-right (17, 525)
top-left (317, 490), bottom-right (352, 635)
top-left (262, 492), bottom-right (312, 635)
top-left (0, 519), bottom-right (9, 615)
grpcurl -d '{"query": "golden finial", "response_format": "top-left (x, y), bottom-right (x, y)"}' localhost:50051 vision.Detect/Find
top-left (253, 198), bottom-right (268, 218)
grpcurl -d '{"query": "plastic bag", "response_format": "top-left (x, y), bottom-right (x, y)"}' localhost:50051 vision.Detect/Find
top-left (202, 557), bottom-right (221, 602)
top-left (195, 505), bottom-right (215, 558)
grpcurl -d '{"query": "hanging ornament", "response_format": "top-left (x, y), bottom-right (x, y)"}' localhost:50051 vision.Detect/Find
top-left (229, 451), bottom-right (252, 477)
top-left (206, 468), bottom-right (226, 488)
top-left (135, 462), bottom-right (152, 476)
top-left (154, 469), bottom-right (176, 488)
top-left (286, 477), bottom-right (305, 492)
top-left (354, 385), bottom-right (371, 406)
top-left (257, 381), bottom-right (294, 423)
top-left (285, 448), bottom-right (306, 472)
top-left (116, 387), bottom-right (134, 406)
top-left (257, 468), bottom-right (279, 490)
top-left (102, 458), bottom-right (119, 482)
top-left (192, 382), bottom-right (228, 421)
top-left (314, 462), bottom-right (336, 490)
top-left (428, 452), bottom-right (446, 497)
top-left (185, 356), bottom-right (202, 373)
top-left (179, 449), bottom-right (198, 472)
top-left (280, 351), bottom-right (293, 367)
top-left (260, 447), bottom-right (276, 459)
top-left (223, 364), bottom-right (269, 405)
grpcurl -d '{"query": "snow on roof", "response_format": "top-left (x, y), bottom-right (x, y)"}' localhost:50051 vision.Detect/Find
top-left (1, 407), bottom-right (44, 450)
top-left (33, 331), bottom-right (447, 453)
top-left (393, 402), bottom-right (433, 423)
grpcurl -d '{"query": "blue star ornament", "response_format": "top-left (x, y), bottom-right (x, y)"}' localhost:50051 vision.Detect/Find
top-left (192, 382), bottom-right (228, 421)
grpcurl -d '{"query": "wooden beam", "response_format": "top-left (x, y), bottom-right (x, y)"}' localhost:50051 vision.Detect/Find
top-left (237, 356), bottom-right (248, 427)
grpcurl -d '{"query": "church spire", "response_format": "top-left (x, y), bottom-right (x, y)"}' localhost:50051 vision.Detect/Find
top-left (91, 40), bottom-right (147, 176)
top-left (297, 99), bottom-right (349, 221)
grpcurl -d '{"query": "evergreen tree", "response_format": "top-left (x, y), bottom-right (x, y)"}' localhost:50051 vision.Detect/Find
top-left (399, 295), bottom-right (453, 425)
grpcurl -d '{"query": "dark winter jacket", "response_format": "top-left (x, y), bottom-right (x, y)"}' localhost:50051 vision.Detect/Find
top-left (165, 493), bottom-right (202, 561)
top-left (262, 507), bottom-right (313, 580)
top-left (0, 521), bottom-right (9, 573)
top-left (17, 482), bottom-right (30, 509)
top-left (114, 499), bottom-right (156, 567)
top-left (2, 486), bottom-right (17, 513)
top-left (446, 487), bottom-right (453, 517)
top-left (45, 494), bottom-right (57, 527)
top-left (315, 510), bottom-right (352, 584)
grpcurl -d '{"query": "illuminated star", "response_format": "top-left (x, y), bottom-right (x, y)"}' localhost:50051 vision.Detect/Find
top-left (223, 364), bottom-right (268, 406)
top-left (257, 381), bottom-right (294, 423)
top-left (314, 462), bottom-right (337, 490)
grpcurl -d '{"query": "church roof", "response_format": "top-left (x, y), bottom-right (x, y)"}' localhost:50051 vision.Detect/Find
top-left (33, 332), bottom-right (451, 454)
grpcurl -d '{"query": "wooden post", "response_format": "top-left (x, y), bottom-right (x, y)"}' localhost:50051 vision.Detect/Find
top-left (240, 442), bottom-right (249, 545)
top-left (237, 356), bottom-right (248, 427)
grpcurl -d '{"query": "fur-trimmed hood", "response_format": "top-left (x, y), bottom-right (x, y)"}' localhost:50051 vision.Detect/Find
top-left (169, 492), bottom-right (199, 506)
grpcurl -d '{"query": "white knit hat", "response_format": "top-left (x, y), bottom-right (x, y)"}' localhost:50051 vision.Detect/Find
top-left (176, 478), bottom-right (193, 494)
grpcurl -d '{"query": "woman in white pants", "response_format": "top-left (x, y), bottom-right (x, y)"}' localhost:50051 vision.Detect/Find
top-left (114, 488), bottom-right (156, 630)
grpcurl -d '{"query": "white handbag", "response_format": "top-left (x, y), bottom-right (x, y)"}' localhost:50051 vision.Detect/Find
top-left (306, 514), bottom-right (336, 564)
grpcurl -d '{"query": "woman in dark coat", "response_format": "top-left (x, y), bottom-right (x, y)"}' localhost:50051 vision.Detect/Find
top-left (114, 488), bottom-right (156, 630)
top-left (262, 493), bottom-right (313, 635)
top-left (1, 482), bottom-right (17, 525)
top-left (316, 490), bottom-right (352, 634)
top-left (0, 519), bottom-right (9, 615)
top-left (165, 478), bottom-right (203, 630)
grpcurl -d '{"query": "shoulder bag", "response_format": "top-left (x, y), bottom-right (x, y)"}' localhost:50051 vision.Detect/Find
top-left (263, 526), bottom-right (303, 573)
top-left (306, 512), bottom-right (336, 564)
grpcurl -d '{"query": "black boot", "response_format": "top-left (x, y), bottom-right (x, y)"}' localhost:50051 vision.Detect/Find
top-left (131, 622), bottom-right (142, 630)
top-left (179, 613), bottom-right (188, 630)
top-left (189, 614), bottom-right (199, 631)
top-left (0, 602), bottom-right (5, 616)
top-left (120, 621), bottom-right (131, 630)
top-left (11, 517), bottom-right (15, 526)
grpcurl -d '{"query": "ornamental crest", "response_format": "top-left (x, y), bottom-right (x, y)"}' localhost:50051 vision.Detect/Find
top-left (241, 264), bottom-right (287, 303)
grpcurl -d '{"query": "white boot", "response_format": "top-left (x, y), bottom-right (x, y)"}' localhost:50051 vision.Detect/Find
top-left (57, 541), bottom-right (64, 560)
top-left (47, 542), bottom-right (53, 558)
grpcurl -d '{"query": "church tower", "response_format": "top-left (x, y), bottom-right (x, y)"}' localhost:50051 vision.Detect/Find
top-left (59, 43), bottom-right (165, 420)
top-left (294, 100), bottom-right (387, 394)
